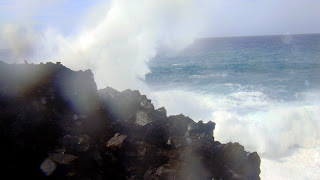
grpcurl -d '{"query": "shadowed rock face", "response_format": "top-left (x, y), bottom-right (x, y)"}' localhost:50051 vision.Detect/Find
top-left (0, 61), bottom-right (260, 180)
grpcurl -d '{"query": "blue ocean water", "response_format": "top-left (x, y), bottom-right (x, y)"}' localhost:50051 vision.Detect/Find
top-left (146, 34), bottom-right (320, 101)
top-left (145, 34), bottom-right (320, 179)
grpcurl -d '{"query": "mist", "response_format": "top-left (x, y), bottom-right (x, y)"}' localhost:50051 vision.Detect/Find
top-left (1, 0), bottom-right (320, 90)
top-left (0, 0), bottom-right (213, 91)
top-left (1, 1), bottom-right (320, 179)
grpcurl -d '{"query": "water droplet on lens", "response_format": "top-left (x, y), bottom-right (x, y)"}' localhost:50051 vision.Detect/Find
top-left (73, 114), bottom-right (78, 120)
top-left (40, 158), bottom-right (56, 176)
top-left (186, 138), bottom-right (192, 145)
top-left (40, 97), bottom-right (47, 104)
top-left (305, 80), bottom-right (310, 86)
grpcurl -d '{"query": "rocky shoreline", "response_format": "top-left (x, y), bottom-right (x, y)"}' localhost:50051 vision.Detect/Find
top-left (0, 61), bottom-right (260, 179)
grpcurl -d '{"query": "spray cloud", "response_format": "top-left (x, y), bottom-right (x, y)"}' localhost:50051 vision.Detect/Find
top-left (1, 0), bottom-right (213, 90)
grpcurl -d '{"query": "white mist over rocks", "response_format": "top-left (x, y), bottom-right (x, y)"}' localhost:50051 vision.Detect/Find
top-left (1, 1), bottom-right (320, 179)
top-left (150, 89), bottom-right (320, 179)
top-left (151, 89), bottom-right (320, 154)
top-left (1, 0), bottom-right (213, 91)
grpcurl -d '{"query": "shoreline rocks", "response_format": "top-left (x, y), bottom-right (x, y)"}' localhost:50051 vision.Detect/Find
top-left (0, 61), bottom-right (260, 179)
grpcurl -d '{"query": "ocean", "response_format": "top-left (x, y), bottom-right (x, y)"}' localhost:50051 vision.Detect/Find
top-left (145, 34), bottom-right (320, 179)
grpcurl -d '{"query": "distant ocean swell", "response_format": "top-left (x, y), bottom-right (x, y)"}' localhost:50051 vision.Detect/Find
top-left (145, 34), bottom-right (320, 179)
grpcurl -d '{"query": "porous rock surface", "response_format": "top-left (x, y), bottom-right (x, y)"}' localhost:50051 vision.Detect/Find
top-left (0, 61), bottom-right (260, 179)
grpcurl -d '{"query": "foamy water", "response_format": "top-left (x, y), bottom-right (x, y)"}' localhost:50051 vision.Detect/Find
top-left (148, 88), bottom-right (320, 179)
top-left (146, 34), bottom-right (320, 179)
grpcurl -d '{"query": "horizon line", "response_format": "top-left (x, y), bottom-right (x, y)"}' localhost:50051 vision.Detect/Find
top-left (199, 32), bottom-right (320, 40)
top-left (1, 32), bottom-right (319, 50)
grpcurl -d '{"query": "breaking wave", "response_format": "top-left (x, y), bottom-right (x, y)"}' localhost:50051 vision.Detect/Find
top-left (148, 87), bottom-right (320, 179)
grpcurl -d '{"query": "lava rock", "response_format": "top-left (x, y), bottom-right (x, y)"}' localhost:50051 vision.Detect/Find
top-left (107, 133), bottom-right (127, 149)
top-left (49, 153), bottom-right (77, 164)
top-left (0, 61), bottom-right (261, 179)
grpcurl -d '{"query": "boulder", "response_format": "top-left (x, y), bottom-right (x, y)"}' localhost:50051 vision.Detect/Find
top-left (107, 133), bottom-right (127, 149)
top-left (144, 121), bottom-right (169, 148)
top-left (135, 110), bottom-right (151, 126)
top-left (49, 153), bottom-right (77, 164)
top-left (63, 134), bottom-right (91, 153)
top-left (144, 164), bottom-right (177, 180)
top-left (211, 143), bottom-right (261, 179)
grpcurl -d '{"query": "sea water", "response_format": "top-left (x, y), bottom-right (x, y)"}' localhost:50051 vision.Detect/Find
top-left (146, 34), bottom-right (320, 179)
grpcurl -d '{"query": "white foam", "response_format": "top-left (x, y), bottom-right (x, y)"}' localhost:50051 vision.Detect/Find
top-left (188, 72), bottom-right (227, 79)
top-left (149, 88), bottom-right (320, 179)
top-left (261, 147), bottom-right (320, 180)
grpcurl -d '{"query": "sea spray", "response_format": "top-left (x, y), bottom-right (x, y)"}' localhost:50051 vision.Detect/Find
top-left (146, 34), bottom-right (320, 179)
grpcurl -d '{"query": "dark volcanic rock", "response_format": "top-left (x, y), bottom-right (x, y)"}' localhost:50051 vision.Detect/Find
top-left (107, 133), bottom-right (127, 149)
top-left (143, 121), bottom-right (170, 148)
top-left (0, 61), bottom-right (260, 179)
top-left (49, 153), bottom-right (78, 164)
top-left (211, 143), bottom-right (261, 179)
top-left (99, 87), bottom-right (166, 126)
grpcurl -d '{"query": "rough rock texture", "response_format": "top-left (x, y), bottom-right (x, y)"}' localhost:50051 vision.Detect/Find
top-left (0, 61), bottom-right (260, 179)
top-left (107, 133), bottom-right (127, 149)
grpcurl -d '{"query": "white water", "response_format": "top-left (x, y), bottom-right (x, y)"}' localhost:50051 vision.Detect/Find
top-left (1, 1), bottom-right (319, 179)
top-left (149, 88), bottom-right (320, 179)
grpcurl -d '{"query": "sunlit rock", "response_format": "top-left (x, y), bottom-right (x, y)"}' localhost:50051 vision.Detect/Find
top-left (49, 153), bottom-right (77, 164)
top-left (107, 133), bottom-right (127, 149)
top-left (135, 110), bottom-right (150, 126)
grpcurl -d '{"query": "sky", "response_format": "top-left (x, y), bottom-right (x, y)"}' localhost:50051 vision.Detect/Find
top-left (1, 1), bottom-right (319, 179)
top-left (0, 0), bottom-right (319, 90)
top-left (1, 0), bottom-right (319, 39)
top-left (209, 0), bottom-right (320, 37)
top-left (0, 0), bottom-right (105, 36)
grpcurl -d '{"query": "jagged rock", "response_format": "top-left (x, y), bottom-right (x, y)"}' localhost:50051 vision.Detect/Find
top-left (157, 107), bottom-right (167, 117)
top-left (198, 120), bottom-right (215, 137)
top-left (49, 153), bottom-right (77, 164)
top-left (211, 143), bottom-right (261, 179)
top-left (168, 114), bottom-right (194, 136)
top-left (107, 133), bottom-right (127, 149)
top-left (0, 61), bottom-right (261, 179)
top-left (62, 134), bottom-right (91, 153)
top-left (141, 95), bottom-right (154, 109)
top-left (99, 87), bottom-right (166, 127)
top-left (144, 121), bottom-right (169, 148)
top-left (144, 164), bottom-right (177, 180)
top-left (136, 110), bottom-right (150, 126)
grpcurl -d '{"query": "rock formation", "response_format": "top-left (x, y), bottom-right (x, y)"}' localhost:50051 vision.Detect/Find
top-left (0, 61), bottom-right (260, 179)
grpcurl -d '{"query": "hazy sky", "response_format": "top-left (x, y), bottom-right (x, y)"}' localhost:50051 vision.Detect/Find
top-left (0, 0), bottom-right (319, 38)
top-left (209, 0), bottom-right (320, 37)
top-left (0, 0), bottom-right (319, 89)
